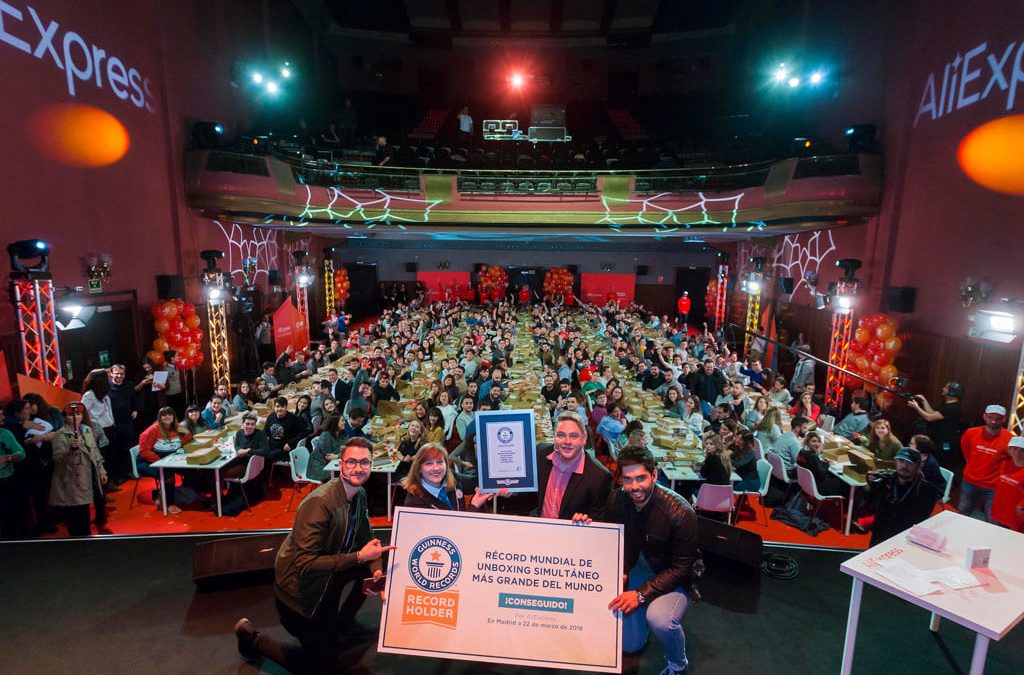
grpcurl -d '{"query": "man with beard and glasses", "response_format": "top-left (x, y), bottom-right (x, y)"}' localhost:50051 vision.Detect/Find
top-left (234, 437), bottom-right (396, 674)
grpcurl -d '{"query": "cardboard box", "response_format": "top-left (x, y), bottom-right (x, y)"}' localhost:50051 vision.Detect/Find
top-left (186, 446), bottom-right (221, 465)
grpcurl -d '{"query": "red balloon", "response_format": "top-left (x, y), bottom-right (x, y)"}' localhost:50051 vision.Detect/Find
top-left (182, 303), bottom-right (197, 319)
top-left (168, 317), bottom-right (184, 332)
top-left (191, 328), bottom-right (204, 343)
top-left (150, 304), bottom-right (163, 319)
top-left (162, 301), bottom-right (179, 319)
top-left (174, 299), bottom-right (184, 315)
top-left (873, 351), bottom-right (894, 367)
top-left (193, 353), bottom-right (205, 366)
top-left (154, 318), bottom-right (170, 334)
top-left (165, 328), bottom-right (184, 347)
top-left (849, 340), bottom-right (865, 354)
top-left (177, 357), bottom-right (192, 370)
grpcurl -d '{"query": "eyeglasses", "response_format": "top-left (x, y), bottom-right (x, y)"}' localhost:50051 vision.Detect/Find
top-left (342, 459), bottom-right (372, 468)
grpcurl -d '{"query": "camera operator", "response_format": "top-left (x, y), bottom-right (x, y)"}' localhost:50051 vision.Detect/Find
top-left (866, 448), bottom-right (939, 546)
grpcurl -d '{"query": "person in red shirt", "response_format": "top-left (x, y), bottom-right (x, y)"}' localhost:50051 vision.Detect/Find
top-left (992, 436), bottom-right (1024, 531)
top-left (958, 404), bottom-right (1013, 521)
top-left (517, 285), bottom-right (531, 305)
top-left (677, 291), bottom-right (691, 330)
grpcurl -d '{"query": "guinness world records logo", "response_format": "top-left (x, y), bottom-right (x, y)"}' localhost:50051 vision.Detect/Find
top-left (409, 536), bottom-right (462, 592)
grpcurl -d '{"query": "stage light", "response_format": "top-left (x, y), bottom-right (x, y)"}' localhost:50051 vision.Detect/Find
top-left (845, 127), bottom-right (855, 136)
top-left (510, 73), bottom-right (524, 88)
top-left (214, 124), bottom-right (224, 134)
top-left (989, 312), bottom-right (1015, 333)
top-left (206, 287), bottom-right (223, 302)
top-left (810, 71), bottom-right (825, 85)
top-left (252, 72), bottom-right (264, 84)
top-left (747, 280), bottom-right (761, 293)
top-left (265, 81), bottom-right (280, 95)
top-left (773, 64), bottom-right (788, 82)
top-left (297, 272), bottom-right (313, 288)
top-left (788, 76), bottom-right (800, 88)
top-left (280, 66), bottom-right (291, 79)
top-left (62, 302), bottom-right (83, 318)
top-left (8, 239), bottom-right (50, 273)
top-left (836, 294), bottom-right (854, 313)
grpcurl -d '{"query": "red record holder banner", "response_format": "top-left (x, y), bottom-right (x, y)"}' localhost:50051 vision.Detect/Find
top-left (417, 271), bottom-right (473, 302)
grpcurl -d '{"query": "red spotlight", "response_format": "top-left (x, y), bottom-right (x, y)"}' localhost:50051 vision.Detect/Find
top-left (509, 72), bottom-right (524, 89)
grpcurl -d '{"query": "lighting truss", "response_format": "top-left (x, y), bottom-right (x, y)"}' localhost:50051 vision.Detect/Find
top-left (295, 268), bottom-right (309, 331)
top-left (743, 279), bottom-right (762, 355)
top-left (12, 277), bottom-right (63, 386)
top-left (1009, 345), bottom-right (1024, 436)
top-left (205, 274), bottom-right (230, 388)
top-left (825, 311), bottom-right (854, 411)
top-left (714, 264), bottom-right (729, 331)
top-left (323, 259), bottom-right (336, 317)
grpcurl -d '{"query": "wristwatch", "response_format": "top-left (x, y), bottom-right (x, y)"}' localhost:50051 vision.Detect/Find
top-left (636, 592), bottom-right (647, 606)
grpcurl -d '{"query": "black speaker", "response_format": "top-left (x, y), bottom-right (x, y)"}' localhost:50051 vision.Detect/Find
top-left (697, 516), bottom-right (763, 569)
top-left (636, 265), bottom-right (649, 276)
top-left (566, 264), bottom-right (578, 274)
top-left (192, 533), bottom-right (287, 589)
top-left (156, 274), bottom-right (184, 300)
top-left (405, 262), bottom-right (418, 273)
top-left (779, 277), bottom-right (795, 294)
top-left (267, 269), bottom-right (282, 286)
top-left (882, 286), bottom-right (916, 313)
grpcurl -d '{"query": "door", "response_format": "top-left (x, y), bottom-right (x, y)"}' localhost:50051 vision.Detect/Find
top-left (59, 302), bottom-right (139, 390)
top-left (674, 267), bottom-right (712, 329)
top-left (344, 262), bottom-right (380, 319)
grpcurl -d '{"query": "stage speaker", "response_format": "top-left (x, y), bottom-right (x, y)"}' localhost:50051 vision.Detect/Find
top-left (267, 269), bottom-right (282, 286)
top-left (156, 274), bottom-right (184, 300)
top-left (192, 533), bottom-right (287, 589)
top-left (697, 516), bottom-right (763, 569)
top-left (882, 286), bottom-right (916, 313)
top-left (779, 277), bottom-right (795, 294)
top-left (405, 262), bottom-right (418, 273)
top-left (636, 265), bottom-right (649, 276)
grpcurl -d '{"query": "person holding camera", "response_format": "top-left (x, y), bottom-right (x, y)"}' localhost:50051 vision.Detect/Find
top-left (867, 447), bottom-right (940, 546)
top-left (907, 381), bottom-right (964, 469)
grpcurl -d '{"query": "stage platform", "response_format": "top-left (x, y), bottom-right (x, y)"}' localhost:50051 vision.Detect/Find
top-left (2, 533), bottom-right (1021, 674)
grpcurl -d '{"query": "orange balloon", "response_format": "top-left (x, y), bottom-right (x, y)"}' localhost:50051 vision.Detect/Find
top-left (26, 103), bottom-right (130, 167)
top-left (958, 115), bottom-right (1024, 195)
top-left (146, 350), bottom-right (166, 367)
top-left (154, 319), bottom-right (169, 334)
top-left (854, 327), bottom-right (871, 344)
top-left (185, 314), bottom-right (201, 329)
top-left (885, 336), bottom-right (903, 353)
top-left (162, 302), bottom-right (179, 319)
top-left (856, 355), bottom-right (871, 371)
top-left (152, 338), bottom-right (169, 353)
top-left (880, 364), bottom-right (898, 382)
top-left (875, 322), bottom-right (896, 341)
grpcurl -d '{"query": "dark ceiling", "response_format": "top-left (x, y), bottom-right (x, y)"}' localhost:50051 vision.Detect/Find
top-left (321, 0), bottom-right (747, 37)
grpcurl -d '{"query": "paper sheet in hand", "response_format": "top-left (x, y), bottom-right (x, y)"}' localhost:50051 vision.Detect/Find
top-left (151, 371), bottom-right (169, 391)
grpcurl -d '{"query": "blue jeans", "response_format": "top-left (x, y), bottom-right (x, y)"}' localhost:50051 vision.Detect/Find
top-left (957, 481), bottom-right (995, 520)
top-left (622, 557), bottom-right (690, 672)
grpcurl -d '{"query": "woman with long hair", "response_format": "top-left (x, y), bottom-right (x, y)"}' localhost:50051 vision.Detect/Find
top-left (401, 443), bottom-right (495, 511)
top-left (789, 390), bottom-right (821, 423)
top-left (294, 395), bottom-right (314, 438)
top-left (180, 404), bottom-right (207, 438)
top-left (744, 396), bottom-right (769, 427)
top-left (754, 406), bottom-right (784, 451)
top-left (731, 431), bottom-right (761, 492)
top-left (699, 433), bottom-right (732, 494)
top-left (307, 415), bottom-right (344, 483)
top-left (311, 397), bottom-right (338, 438)
top-left (137, 406), bottom-right (185, 514)
top-left (80, 369), bottom-right (115, 478)
top-left (797, 432), bottom-right (845, 496)
top-left (50, 403), bottom-right (108, 536)
top-left (436, 390), bottom-right (458, 436)
top-left (663, 386), bottom-right (687, 419)
top-left (424, 407), bottom-right (446, 445)
top-left (862, 418), bottom-right (902, 461)
top-left (231, 380), bottom-right (258, 414)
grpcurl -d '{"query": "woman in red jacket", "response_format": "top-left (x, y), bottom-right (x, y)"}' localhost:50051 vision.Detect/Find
top-left (137, 407), bottom-right (185, 514)
top-left (789, 391), bottom-right (821, 424)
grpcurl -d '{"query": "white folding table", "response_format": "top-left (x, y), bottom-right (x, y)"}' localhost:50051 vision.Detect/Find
top-left (150, 450), bottom-right (237, 517)
top-left (840, 510), bottom-right (1024, 675)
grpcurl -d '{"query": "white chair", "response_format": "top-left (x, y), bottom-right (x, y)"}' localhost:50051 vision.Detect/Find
top-left (695, 483), bottom-right (735, 525)
top-left (287, 446), bottom-right (322, 511)
top-left (127, 445), bottom-right (156, 510)
top-left (752, 437), bottom-right (764, 461)
top-left (939, 467), bottom-right (954, 506)
top-left (765, 451), bottom-right (792, 486)
top-left (795, 466), bottom-right (845, 525)
top-left (734, 459), bottom-right (773, 525)
top-left (819, 414), bottom-right (836, 433)
top-left (223, 455), bottom-right (265, 512)
top-left (270, 440), bottom-right (305, 486)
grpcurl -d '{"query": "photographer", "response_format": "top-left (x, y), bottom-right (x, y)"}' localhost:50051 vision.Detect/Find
top-left (867, 448), bottom-right (939, 546)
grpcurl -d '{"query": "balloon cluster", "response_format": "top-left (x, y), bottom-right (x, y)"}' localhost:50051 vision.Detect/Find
top-left (705, 278), bottom-right (719, 313)
top-left (477, 265), bottom-right (508, 302)
top-left (847, 313), bottom-right (904, 395)
top-left (147, 299), bottom-right (204, 370)
top-left (334, 269), bottom-right (351, 307)
top-left (543, 268), bottom-right (574, 299)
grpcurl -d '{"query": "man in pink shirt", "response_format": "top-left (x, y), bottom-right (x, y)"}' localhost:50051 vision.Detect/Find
top-left (536, 412), bottom-right (612, 521)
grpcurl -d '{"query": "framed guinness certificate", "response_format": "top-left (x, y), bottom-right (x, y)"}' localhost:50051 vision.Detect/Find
top-left (474, 409), bottom-right (537, 493)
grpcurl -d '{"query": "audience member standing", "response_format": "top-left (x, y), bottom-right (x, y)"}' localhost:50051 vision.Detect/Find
top-left (907, 381), bottom-right (964, 469)
top-left (958, 404), bottom-right (1013, 521)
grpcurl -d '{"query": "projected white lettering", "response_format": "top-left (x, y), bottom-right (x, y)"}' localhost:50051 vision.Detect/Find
top-left (0, 0), bottom-right (156, 112)
top-left (914, 39), bottom-right (1024, 126)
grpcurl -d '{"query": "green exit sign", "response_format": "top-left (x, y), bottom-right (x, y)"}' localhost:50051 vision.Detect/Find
top-left (87, 278), bottom-right (102, 294)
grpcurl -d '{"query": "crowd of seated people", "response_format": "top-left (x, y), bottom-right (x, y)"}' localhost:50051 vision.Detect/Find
top-left (2, 286), bottom-right (1022, 539)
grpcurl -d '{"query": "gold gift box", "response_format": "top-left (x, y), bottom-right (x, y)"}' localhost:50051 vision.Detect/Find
top-left (186, 446), bottom-right (222, 465)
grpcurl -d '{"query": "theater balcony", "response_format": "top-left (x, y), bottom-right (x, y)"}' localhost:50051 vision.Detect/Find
top-left (185, 150), bottom-right (881, 236)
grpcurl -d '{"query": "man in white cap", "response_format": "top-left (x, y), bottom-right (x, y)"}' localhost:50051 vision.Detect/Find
top-left (958, 404), bottom-right (1013, 520)
top-left (992, 436), bottom-right (1024, 532)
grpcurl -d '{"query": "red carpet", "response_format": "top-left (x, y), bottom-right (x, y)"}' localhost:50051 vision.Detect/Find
top-left (36, 474), bottom-right (958, 551)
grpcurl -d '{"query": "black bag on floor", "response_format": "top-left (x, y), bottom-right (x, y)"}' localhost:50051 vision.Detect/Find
top-left (770, 490), bottom-right (829, 536)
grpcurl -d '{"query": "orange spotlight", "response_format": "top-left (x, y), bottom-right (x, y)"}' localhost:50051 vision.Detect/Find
top-left (509, 72), bottom-right (525, 89)
top-left (957, 115), bottom-right (1024, 195)
top-left (27, 103), bottom-right (130, 168)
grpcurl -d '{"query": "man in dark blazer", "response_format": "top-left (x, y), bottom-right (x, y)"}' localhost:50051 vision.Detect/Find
top-left (535, 411), bottom-right (613, 521)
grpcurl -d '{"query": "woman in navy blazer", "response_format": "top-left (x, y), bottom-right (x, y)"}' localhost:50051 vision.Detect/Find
top-left (402, 443), bottom-right (497, 511)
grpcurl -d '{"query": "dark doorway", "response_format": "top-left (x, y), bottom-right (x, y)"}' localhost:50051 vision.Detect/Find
top-left (59, 301), bottom-right (140, 390)
top-left (674, 267), bottom-right (712, 328)
top-left (508, 266), bottom-right (543, 300)
top-left (417, 69), bottom-right (448, 107)
top-left (344, 262), bottom-right (380, 319)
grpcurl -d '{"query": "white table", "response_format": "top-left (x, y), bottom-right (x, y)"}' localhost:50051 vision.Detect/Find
top-left (829, 464), bottom-right (868, 536)
top-left (840, 511), bottom-right (1024, 675)
top-left (325, 457), bottom-right (400, 517)
top-left (660, 463), bottom-right (741, 491)
top-left (150, 449), bottom-right (237, 517)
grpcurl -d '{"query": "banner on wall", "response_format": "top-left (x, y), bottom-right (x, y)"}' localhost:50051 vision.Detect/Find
top-left (379, 508), bottom-right (623, 672)
top-left (580, 273), bottom-right (636, 307)
top-left (417, 271), bottom-right (473, 302)
top-left (16, 374), bottom-right (81, 409)
top-left (273, 297), bottom-right (309, 355)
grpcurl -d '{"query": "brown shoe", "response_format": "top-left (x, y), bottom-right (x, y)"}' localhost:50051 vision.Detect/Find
top-left (234, 618), bottom-right (261, 662)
